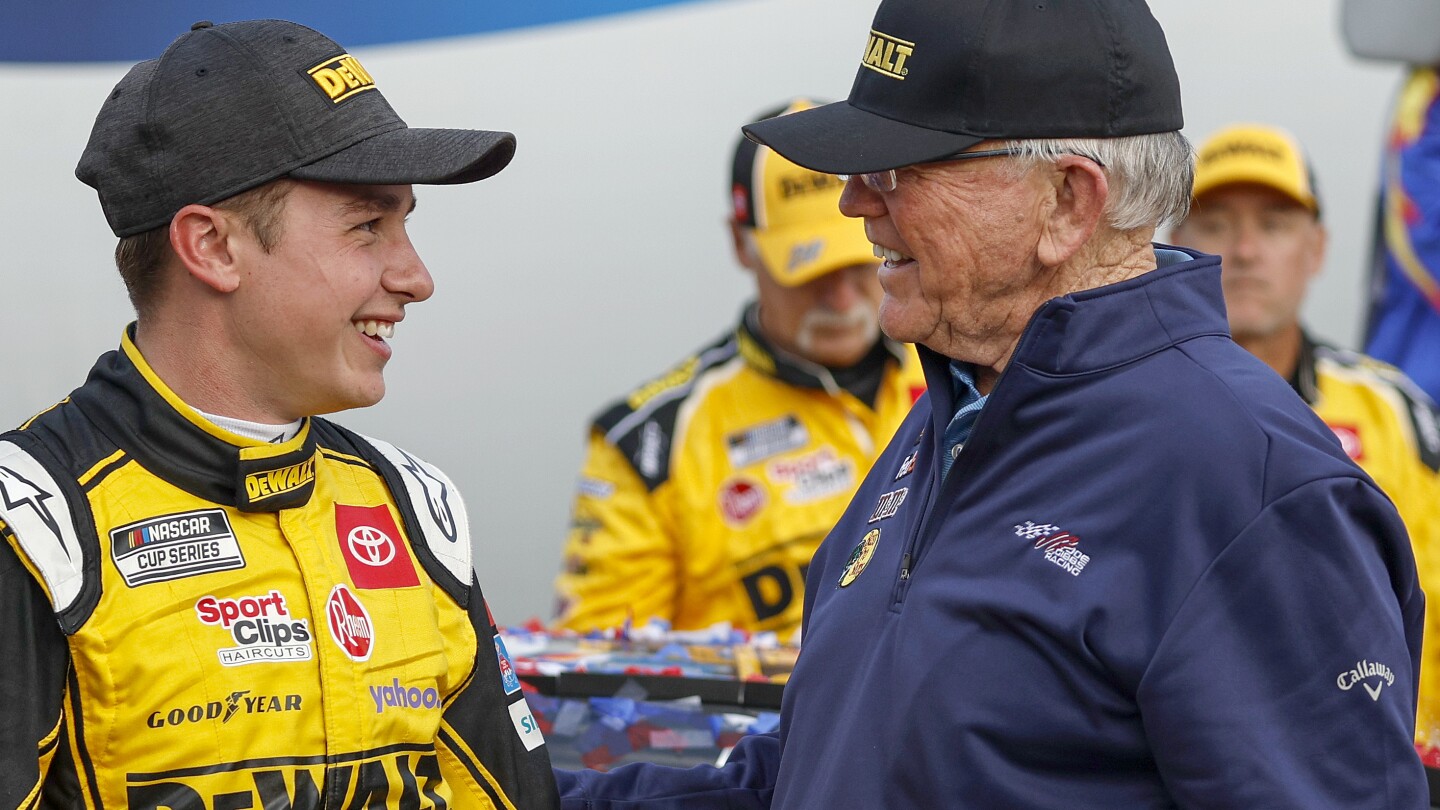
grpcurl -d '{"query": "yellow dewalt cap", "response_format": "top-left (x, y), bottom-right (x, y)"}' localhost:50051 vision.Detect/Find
top-left (731, 99), bottom-right (877, 287)
top-left (1192, 123), bottom-right (1321, 216)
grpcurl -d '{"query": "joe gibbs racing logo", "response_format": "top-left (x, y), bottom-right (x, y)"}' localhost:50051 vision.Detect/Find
top-left (326, 584), bottom-right (374, 662)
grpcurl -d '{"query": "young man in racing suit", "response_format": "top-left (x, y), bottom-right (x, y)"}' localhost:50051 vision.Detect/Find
top-left (1172, 121), bottom-right (1440, 798)
top-left (551, 100), bottom-right (925, 639)
top-left (0, 20), bottom-right (559, 809)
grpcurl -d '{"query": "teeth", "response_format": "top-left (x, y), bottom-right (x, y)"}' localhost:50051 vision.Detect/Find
top-left (872, 244), bottom-right (912, 263)
top-left (354, 320), bottom-right (395, 339)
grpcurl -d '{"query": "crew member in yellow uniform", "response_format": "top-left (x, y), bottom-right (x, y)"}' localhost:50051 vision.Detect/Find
top-left (1172, 122), bottom-right (1440, 772)
top-left (0, 20), bottom-right (558, 808)
top-left (553, 100), bottom-right (926, 639)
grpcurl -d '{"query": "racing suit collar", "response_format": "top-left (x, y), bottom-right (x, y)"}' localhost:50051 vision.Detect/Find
top-left (68, 325), bottom-right (319, 512)
top-left (737, 303), bottom-right (905, 398)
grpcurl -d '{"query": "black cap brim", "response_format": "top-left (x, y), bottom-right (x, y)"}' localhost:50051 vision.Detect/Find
top-left (291, 127), bottom-right (516, 186)
top-left (742, 100), bottom-right (984, 175)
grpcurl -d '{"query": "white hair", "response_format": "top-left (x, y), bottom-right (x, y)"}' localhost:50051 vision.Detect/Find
top-left (1003, 131), bottom-right (1194, 232)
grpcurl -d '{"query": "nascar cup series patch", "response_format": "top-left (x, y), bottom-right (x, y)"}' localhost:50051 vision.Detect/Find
top-left (111, 508), bottom-right (246, 587)
top-left (838, 529), bottom-right (880, 587)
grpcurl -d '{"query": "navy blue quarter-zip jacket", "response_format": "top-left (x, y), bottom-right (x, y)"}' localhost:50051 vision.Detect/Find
top-left (557, 248), bottom-right (1427, 809)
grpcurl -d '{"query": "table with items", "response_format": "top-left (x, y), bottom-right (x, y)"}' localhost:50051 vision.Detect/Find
top-left (502, 622), bottom-right (797, 770)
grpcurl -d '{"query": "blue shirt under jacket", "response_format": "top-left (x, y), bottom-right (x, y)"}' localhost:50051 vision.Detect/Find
top-left (556, 247), bottom-right (1427, 809)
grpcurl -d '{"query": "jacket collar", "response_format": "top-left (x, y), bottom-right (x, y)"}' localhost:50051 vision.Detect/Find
top-left (918, 248), bottom-right (1229, 415)
top-left (69, 325), bottom-right (319, 512)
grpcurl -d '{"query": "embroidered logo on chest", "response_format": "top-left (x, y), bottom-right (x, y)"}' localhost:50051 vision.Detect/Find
top-left (1015, 520), bottom-right (1090, 577)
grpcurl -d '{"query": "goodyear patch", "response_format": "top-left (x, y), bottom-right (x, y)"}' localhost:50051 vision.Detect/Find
top-left (306, 53), bottom-right (377, 103)
top-left (862, 29), bottom-right (914, 80)
top-left (111, 508), bottom-right (246, 587)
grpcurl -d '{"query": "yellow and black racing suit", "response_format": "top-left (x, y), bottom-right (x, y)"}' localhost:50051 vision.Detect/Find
top-left (0, 328), bottom-right (559, 809)
top-left (1292, 333), bottom-right (1440, 764)
top-left (553, 306), bottom-right (926, 639)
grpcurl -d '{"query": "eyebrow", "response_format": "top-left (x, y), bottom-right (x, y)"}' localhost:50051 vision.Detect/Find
top-left (338, 190), bottom-right (418, 218)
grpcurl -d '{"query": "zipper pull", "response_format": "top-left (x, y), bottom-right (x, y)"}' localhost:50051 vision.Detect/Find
top-left (900, 552), bottom-right (911, 581)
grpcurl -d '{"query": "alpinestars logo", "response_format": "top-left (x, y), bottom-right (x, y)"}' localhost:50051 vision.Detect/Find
top-left (1337, 659), bottom-right (1395, 701)
top-left (1015, 520), bottom-right (1090, 576)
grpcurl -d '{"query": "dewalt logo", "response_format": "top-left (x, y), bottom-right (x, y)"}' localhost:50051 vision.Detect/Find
top-left (244, 458), bottom-right (316, 502)
top-left (307, 53), bottom-right (376, 103)
top-left (862, 29), bottom-right (913, 81)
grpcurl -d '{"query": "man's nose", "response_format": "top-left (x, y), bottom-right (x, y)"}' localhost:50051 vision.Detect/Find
top-left (385, 237), bottom-right (434, 303)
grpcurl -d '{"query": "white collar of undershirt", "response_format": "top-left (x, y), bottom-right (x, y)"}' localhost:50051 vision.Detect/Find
top-left (196, 409), bottom-right (303, 444)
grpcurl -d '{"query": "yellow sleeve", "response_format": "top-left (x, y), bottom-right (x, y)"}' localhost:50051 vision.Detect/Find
top-left (552, 429), bottom-right (678, 632)
top-left (1397, 462), bottom-right (1440, 751)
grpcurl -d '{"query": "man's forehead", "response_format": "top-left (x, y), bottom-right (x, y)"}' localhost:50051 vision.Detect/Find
top-left (1193, 183), bottom-right (1311, 214)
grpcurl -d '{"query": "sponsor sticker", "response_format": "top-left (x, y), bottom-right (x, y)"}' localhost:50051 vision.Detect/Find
top-left (768, 447), bottom-right (854, 504)
top-left (195, 591), bottom-right (312, 666)
top-left (326, 584), bottom-right (374, 661)
top-left (839, 529), bottom-right (880, 587)
top-left (719, 478), bottom-right (767, 526)
top-left (334, 504), bottom-right (420, 589)
top-left (112, 508), bottom-right (246, 587)
top-left (495, 634), bottom-right (522, 695)
top-left (509, 699), bottom-right (546, 751)
top-left (726, 415), bottom-right (809, 469)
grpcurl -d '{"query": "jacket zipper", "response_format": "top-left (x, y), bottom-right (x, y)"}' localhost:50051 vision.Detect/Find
top-left (890, 303), bottom-right (1059, 607)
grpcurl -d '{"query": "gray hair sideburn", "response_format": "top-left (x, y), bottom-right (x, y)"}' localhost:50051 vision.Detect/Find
top-left (1003, 131), bottom-right (1194, 232)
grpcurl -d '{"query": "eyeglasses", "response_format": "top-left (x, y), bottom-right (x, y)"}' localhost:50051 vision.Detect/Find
top-left (838, 147), bottom-right (1025, 194)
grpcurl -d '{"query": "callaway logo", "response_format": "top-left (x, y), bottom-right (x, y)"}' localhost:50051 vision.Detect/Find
top-left (1336, 659), bottom-right (1395, 701)
top-left (396, 446), bottom-right (456, 543)
top-left (0, 465), bottom-right (65, 558)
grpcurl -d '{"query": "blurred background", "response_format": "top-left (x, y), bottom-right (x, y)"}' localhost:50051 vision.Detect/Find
top-left (0, 0), bottom-right (1410, 623)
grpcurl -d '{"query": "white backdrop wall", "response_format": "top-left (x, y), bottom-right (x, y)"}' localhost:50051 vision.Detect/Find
top-left (0, 0), bottom-right (1407, 623)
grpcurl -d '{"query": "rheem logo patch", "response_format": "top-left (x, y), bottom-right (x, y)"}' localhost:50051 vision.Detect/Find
top-left (326, 584), bottom-right (374, 661)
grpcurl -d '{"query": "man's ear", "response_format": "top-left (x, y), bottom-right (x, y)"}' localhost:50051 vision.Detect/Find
top-left (728, 219), bottom-right (762, 276)
top-left (170, 204), bottom-right (241, 293)
top-left (1036, 155), bottom-right (1109, 267)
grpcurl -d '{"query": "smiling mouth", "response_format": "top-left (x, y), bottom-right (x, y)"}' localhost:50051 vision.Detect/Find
top-left (872, 244), bottom-right (913, 265)
top-left (354, 320), bottom-right (395, 339)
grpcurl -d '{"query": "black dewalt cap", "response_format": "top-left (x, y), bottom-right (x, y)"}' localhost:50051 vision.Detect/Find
top-left (76, 19), bottom-right (516, 237)
top-left (743, 0), bottom-right (1183, 175)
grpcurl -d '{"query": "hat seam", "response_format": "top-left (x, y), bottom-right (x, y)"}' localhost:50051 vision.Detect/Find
top-left (1090, 0), bottom-right (1125, 137)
